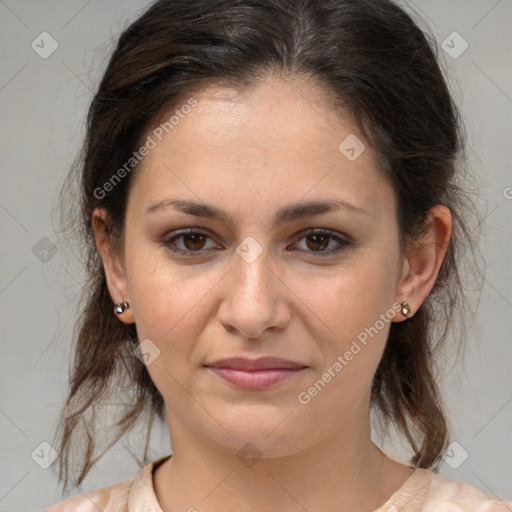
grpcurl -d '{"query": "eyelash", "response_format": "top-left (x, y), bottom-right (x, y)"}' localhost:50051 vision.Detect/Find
top-left (161, 228), bottom-right (351, 257)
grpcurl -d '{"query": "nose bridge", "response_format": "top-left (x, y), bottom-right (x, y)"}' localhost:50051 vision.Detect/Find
top-left (233, 237), bottom-right (274, 305)
top-left (218, 236), bottom-right (289, 338)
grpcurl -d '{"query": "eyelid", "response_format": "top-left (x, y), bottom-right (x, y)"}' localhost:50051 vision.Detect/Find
top-left (294, 227), bottom-right (352, 244)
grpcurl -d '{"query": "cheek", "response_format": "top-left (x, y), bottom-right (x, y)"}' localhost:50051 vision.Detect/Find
top-left (129, 261), bottom-right (212, 342)
top-left (126, 256), bottom-right (214, 398)
top-left (296, 254), bottom-right (398, 383)
top-left (298, 257), bottom-right (397, 333)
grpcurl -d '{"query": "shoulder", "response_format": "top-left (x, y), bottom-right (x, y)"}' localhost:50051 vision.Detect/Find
top-left (41, 478), bottom-right (133, 512)
top-left (384, 467), bottom-right (512, 511)
top-left (41, 455), bottom-right (171, 512)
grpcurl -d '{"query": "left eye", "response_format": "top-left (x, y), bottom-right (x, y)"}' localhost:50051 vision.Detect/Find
top-left (293, 229), bottom-right (350, 255)
top-left (161, 228), bottom-right (351, 257)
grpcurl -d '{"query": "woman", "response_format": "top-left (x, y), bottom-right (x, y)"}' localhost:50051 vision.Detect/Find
top-left (44, 0), bottom-right (511, 510)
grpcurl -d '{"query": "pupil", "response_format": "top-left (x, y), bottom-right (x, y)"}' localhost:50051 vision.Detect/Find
top-left (307, 234), bottom-right (328, 251)
top-left (184, 234), bottom-right (205, 250)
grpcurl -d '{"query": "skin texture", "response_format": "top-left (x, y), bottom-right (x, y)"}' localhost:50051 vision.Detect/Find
top-left (92, 75), bottom-right (452, 511)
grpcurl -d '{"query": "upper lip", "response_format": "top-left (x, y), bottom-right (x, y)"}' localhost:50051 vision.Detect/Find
top-left (204, 357), bottom-right (306, 371)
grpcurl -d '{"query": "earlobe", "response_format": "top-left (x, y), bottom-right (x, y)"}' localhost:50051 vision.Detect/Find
top-left (400, 301), bottom-right (412, 318)
top-left (113, 300), bottom-right (135, 324)
top-left (393, 205), bottom-right (452, 323)
top-left (92, 208), bottom-right (135, 324)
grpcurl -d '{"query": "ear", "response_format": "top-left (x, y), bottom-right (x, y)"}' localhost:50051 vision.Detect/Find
top-left (92, 207), bottom-right (135, 324)
top-left (393, 205), bottom-right (452, 322)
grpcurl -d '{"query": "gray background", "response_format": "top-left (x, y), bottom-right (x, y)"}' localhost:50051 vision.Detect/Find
top-left (1, 1), bottom-right (511, 510)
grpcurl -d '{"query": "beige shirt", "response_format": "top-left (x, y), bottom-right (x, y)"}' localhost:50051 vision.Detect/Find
top-left (42, 455), bottom-right (512, 511)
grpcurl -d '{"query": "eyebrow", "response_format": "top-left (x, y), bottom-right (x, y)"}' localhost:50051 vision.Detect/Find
top-left (145, 198), bottom-right (370, 227)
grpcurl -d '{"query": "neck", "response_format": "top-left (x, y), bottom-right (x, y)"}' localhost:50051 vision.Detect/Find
top-left (154, 409), bottom-right (407, 511)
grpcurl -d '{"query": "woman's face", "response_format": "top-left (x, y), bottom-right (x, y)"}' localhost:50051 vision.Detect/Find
top-left (102, 76), bottom-right (410, 457)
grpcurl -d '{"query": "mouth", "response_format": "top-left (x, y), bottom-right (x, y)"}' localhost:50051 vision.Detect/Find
top-left (204, 356), bottom-right (307, 390)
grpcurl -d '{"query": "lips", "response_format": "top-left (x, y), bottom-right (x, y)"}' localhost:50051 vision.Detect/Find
top-left (204, 356), bottom-right (306, 371)
top-left (204, 357), bottom-right (307, 390)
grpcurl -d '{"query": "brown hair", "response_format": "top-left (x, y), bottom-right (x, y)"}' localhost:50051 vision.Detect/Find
top-left (53, 0), bottom-right (483, 493)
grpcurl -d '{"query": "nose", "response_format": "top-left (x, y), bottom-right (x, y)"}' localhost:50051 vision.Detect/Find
top-left (217, 244), bottom-right (292, 339)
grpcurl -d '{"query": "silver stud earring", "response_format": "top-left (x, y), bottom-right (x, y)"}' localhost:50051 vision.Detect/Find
top-left (401, 301), bottom-right (411, 317)
top-left (114, 301), bottom-right (130, 315)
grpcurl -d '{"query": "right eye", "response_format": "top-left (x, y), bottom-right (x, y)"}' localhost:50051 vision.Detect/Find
top-left (161, 228), bottom-right (220, 256)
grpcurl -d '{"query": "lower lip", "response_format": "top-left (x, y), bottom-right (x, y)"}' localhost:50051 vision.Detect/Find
top-left (206, 367), bottom-right (305, 390)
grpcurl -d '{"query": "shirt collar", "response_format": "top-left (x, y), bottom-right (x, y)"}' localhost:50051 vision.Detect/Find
top-left (128, 454), bottom-right (172, 511)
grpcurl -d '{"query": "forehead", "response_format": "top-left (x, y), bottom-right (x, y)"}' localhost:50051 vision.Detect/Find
top-left (128, 76), bottom-right (393, 220)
